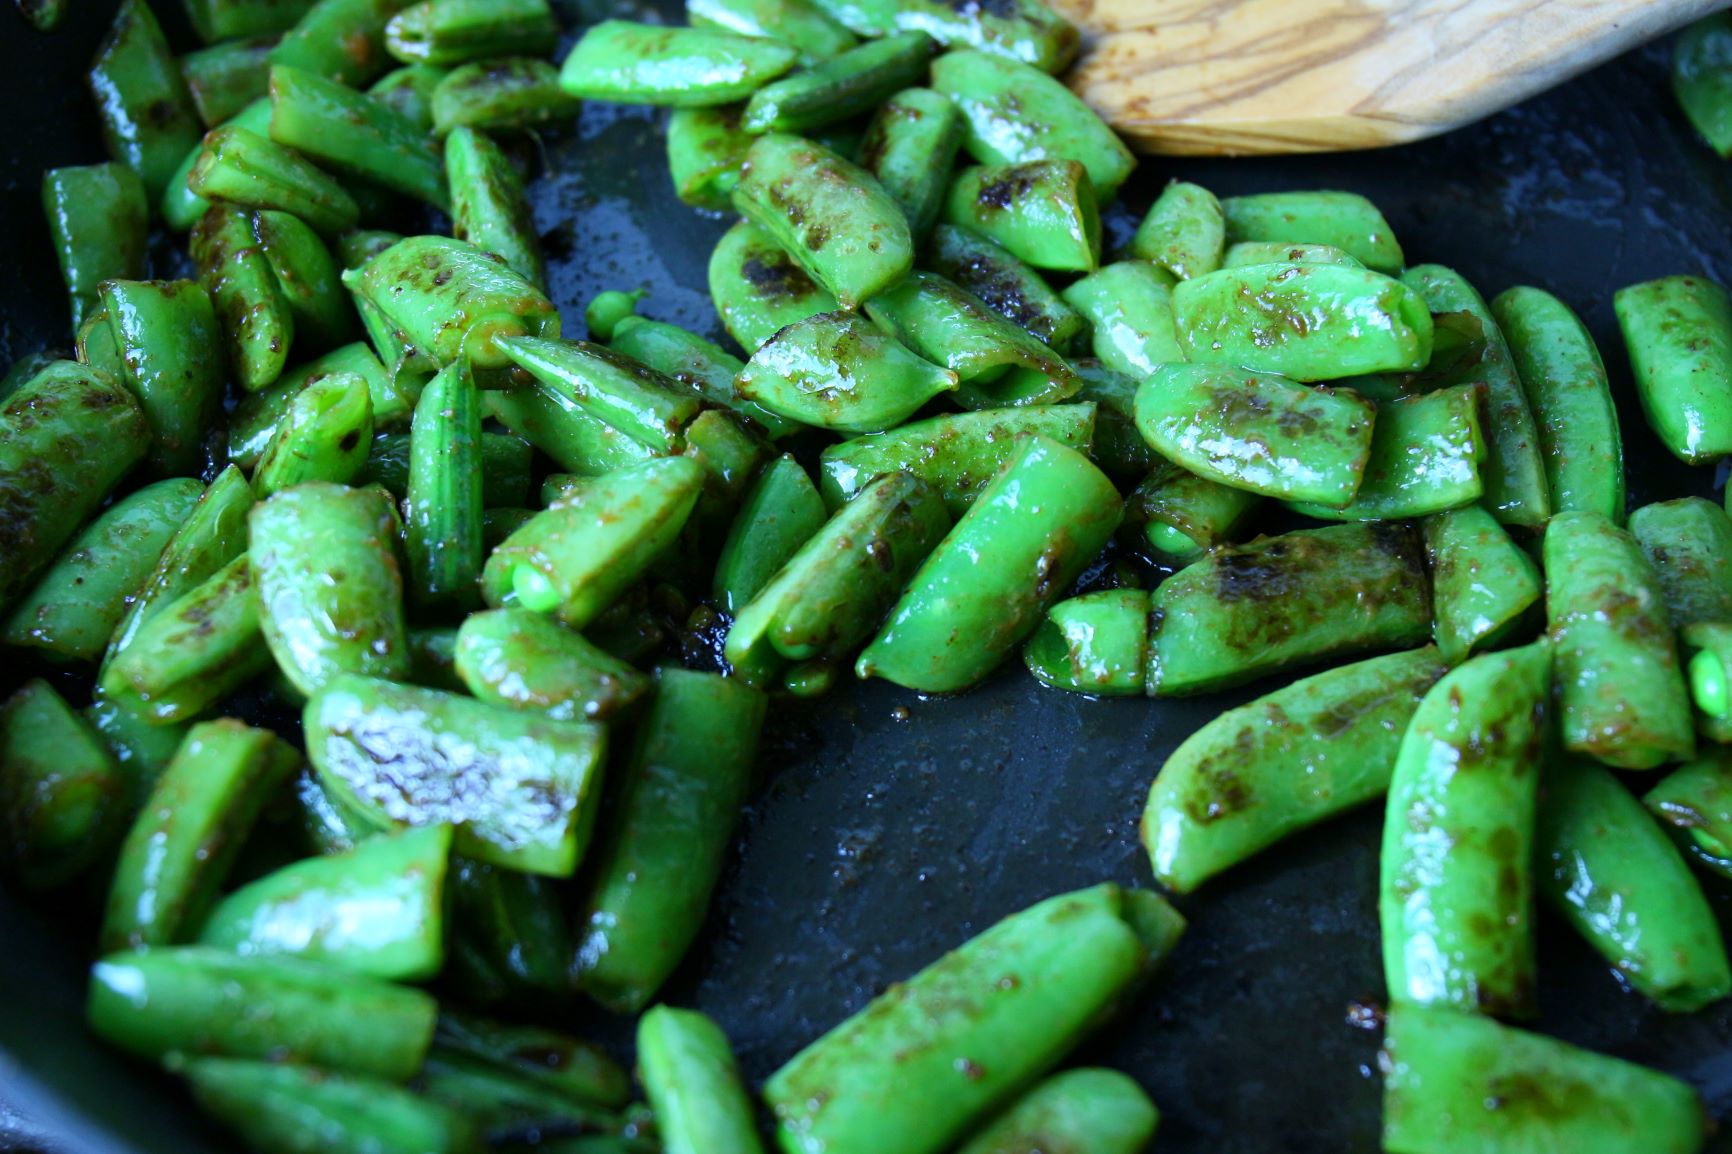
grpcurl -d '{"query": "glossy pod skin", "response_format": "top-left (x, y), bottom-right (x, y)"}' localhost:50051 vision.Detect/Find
top-left (305, 674), bottom-right (605, 876)
top-left (1424, 505), bottom-right (1542, 665)
top-left (857, 87), bottom-right (964, 241)
top-left (637, 1006), bottom-right (766, 1154)
top-left (267, 0), bottom-right (407, 87)
top-left (268, 65), bottom-right (449, 209)
top-left (1630, 497), bottom-right (1732, 626)
top-left (925, 223), bottom-right (1084, 352)
top-left (1220, 190), bottom-right (1404, 273)
top-left (952, 1069), bottom-right (1158, 1154)
top-left (804, 0), bottom-right (1077, 74)
top-left (1021, 587), bottom-right (1149, 696)
top-left (164, 97), bottom-right (274, 233)
top-left (943, 160), bottom-right (1100, 273)
top-left (1222, 241), bottom-right (1362, 268)
top-left (1643, 750), bottom-right (1732, 872)
top-left (447, 126), bottom-right (545, 288)
top-left (254, 209), bottom-right (358, 352)
top-left (434, 1010), bottom-right (631, 1108)
top-left (192, 204), bottom-right (296, 392)
top-left (1682, 622), bottom-right (1732, 742)
top-left (1123, 462), bottom-right (1261, 561)
top-left (743, 32), bottom-right (935, 134)
top-left (1675, 13), bottom-right (1732, 155)
top-left (667, 105), bottom-right (753, 211)
top-left (385, 0), bottom-right (557, 66)
top-left (89, 0), bottom-right (204, 201)
top-left (454, 607), bottom-right (650, 722)
top-left (1545, 512), bottom-right (1696, 769)
top-left (1379, 641), bottom-right (1549, 1018)
top-left (736, 310), bottom-right (958, 433)
top-left (499, 335), bottom-right (700, 452)
top-left (0, 681), bottom-right (126, 890)
top-left (574, 670), bottom-right (766, 1013)
top-left (762, 883), bottom-right (1183, 1154)
top-left (713, 454), bottom-right (827, 613)
top-left (1061, 261), bottom-right (1183, 378)
top-left (252, 371), bottom-right (375, 496)
top-left (370, 63), bottom-right (447, 132)
top-left (405, 362), bottom-right (484, 609)
top-left (858, 436), bottom-right (1122, 694)
top-left (431, 58), bottom-right (581, 136)
top-left (609, 315), bottom-right (796, 437)
top-left (100, 279), bottom-right (226, 476)
top-left (229, 343), bottom-right (397, 468)
top-left (707, 219), bottom-right (841, 352)
top-left (353, 429), bottom-right (531, 507)
top-left (485, 386), bottom-right (659, 478)
top-left (1131, 180), bottom-right (1225, 279)
top-left (1147, 522), bottom-right (1432, 697)
top-left (557, 21), bottom-right (798, 106)
top-left (83, 696), bottom-right (190, 810)
top-left (189, 125), bottom-right (360, 235)
top-left (42, 164), bottom-right (147, 329)
top-left (1615, 274), bottom-right (1732, 464)
top-left (1287, 384), bottom-right (1485, 522)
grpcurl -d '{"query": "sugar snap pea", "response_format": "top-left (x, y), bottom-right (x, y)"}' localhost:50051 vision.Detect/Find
top-left (84, 696), bottom-right (191, 810)
top-left (446, 853), bottom-right (578, 999)
top-left (454, 607), bottom-right (649, 722)
top-left (1616, 274), bottom-right (1732, 465)
top-left (943, 160), bottom-right (1099, 273)
top-left (666, 105), bottom-right (753, 211)
top-left (254, 209), bottom-right (358, 351)
top-left (953, 1069), bottom-right (1158, 1154)
top-left (637, 1007), bottom-right (764, 1154)
top-left (1424, 504), bottom-right (1541, 665)
top-left (1022, 587), bottom-right (1149, 696)
top-left (42, 164), bottom-right (147, 330)
top-left (1221, 240), bottom-right (1363, 268)
top-left (268, 0), bottom-right (406, 87)
top-left (100, 279), bottom-right (225, 476)
top-left (230, 343), bottom-right (397, 468)
top-left (485, 385), bottom-right (659, 479)
top-left (1124, 462), bottom-right (1261, 561)
top-left (744, 32), bottom-right (934, 135)
top-left (185, 0), bottom-right (317, 39)
top-left (269, 65), bottom-right (449, 209)
top-left (713, 454), bottom-right (827, 612)
top-left (1631, 497), bottom-right (1732, 627)
top-left (447, 126), bottom-right (546, 289)
top-left (90, 0), bottom-right (205, 201)
top-left (558, 20), bottom-right (798, 106)
top-left (1643, 750), bottom-right (1732, 873)
top-left (609, 314), bottom-right (797, 437)
top-left (1675, 13), bottom-right (1732, 156)
top-left (924, 223), bottom-right (1084, 352)
top-left (1288, 384), bottom-right (1485, 521)
top-left (190, 125), bottom-right (360, 235)
top-left (0, 680), bottom-right (126, 890)
top-left (689, 0), bottom-right (856, 62)
top-left (415, 1049), bottom-right (618, 1134)
top-left (193, 204), bottom-right (297, 392)
top-left (857, 86), bottom-right (964, 241)
top-left (385, 0), bottom-right (556, 66)
top-left (1060, 261), bottom-right (1183, 378)
top-left (735, 310), bottom-right (958, 433)
top-left (1131, 180), bottom-right (1224, 279)
top-left (164, 97), bottom-right (275, 232)
top-left (435, 1010), bottom-right (630, 1109)
top-left (253, 371), bottom-right (375, 495)
top-left (806, 0), bottom-right (1077, 74)
top-left (500, 335), bottom-right (699, 452)
top-left (708, 219), bottom-right (841, 352)
top-left (404, 362), bottom-right (483, 609)
top-left (1221, 190), bottom-right (1403, 273)
top-left (371, 63), bottom-right (449, 131)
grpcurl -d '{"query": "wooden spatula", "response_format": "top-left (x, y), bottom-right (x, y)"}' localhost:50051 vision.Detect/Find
top-left (1044, 0), bottom-right (1723, 155)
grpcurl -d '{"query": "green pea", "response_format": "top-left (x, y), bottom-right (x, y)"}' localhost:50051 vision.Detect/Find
top-left (1424, 504), bottom-right (1541, 665)
top-left (925, 223), bottom-right (1085, 352)
top-left (744, 32), bottom-right (934, 135)
top-left (42, 164), bottom-right (148, 329)
top-left (1288, 384), bottom-right (1485, 521)
top-left (714, 454), bottom-right (828, 613)
top-left (688, 0), bottom-right (858, 63)
top-left (454, 607), bottom-right (650, 722)
top-left (385, 0), bottom-right (556, 67)
top-left (90, 0), bottom-right (204, 201)
top-left (1022, 587), bottom-right (1149, 696)
top-left (953, 1069), bottom-right (1158, 1154)
top-left (610, 315), bottom-right (798, 437)
top-left (1122, 462), bottom-right (1257, 562)
top-left (1130, 180), bottom-right (1224, 279)
top-left (1615, 274), bottom-right (1732, 465)
top-left (192, 204), bottom-right (296, 392)
top-left (943, 160), bottom-right (1100, 273)
top-left (100, 279), bottom-right (226, 475)
top-left (857, 86), bottom-right (965, 240)
top-left (1220, 190), bottom-right (1403, 273)
top-left (184, 1059), bottom-right (475, 1154)
top-left (637, 1007), bottom-right (766, 1154)
top-left (735, 310), bottom-right (958, 433)
top-left (499, 335), bottom-right (700, 452)
top-left (1674, 13), bottom-right (1732, 155)
top-left (804, 0), bottom-right (1077, 74)
top-left (1682, 622), bottom-right (1732, 743)
top-left (0, 680), bottom-right (126, 890)
top-left (557, 20), bottom-right (798, 106)
top-left (707, 219), bottom-right (841, 352)
top-left (269, 64), bottom-right (449, 209)
top-left (1221, 240), bottom-right (1363, 268)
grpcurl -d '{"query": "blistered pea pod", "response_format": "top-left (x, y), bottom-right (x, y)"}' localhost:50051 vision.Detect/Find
top-left (269, 65), bottom-right (449, 210)
top-left (943, 160), bottom-right (1100, 273)
top-left (1424, 504), bottom-right (1542, 665)
top-left (368, 64), bottom-right (448, 132)
top-left (1124, 462), bottom-right (1261, 563)
top-left (0, 681), bottom-right (126, 891)
top-left (714, 455), bottom-right (828, 613)
top-left (858, 87), bottom-right (965, 240)
top-left (708, 219), bottom-right (841, 352)
top-left (230, 343), bottom-right (400, 469)
top-left (252, 371), bottom-right (375, 495)
top-left (1379, 640), bottom-right (1549, 1018)
top-left (743, 32), bottom-right (935, 135)
top-left (76, 309), bottom-right (125, 378)
top-left (184, 1059), bottom-right (475, 1154)
top-left (1022, 588), bottom-right (1149, 696)
top-left (1220, 190), bottom-right (1404, 272)
top-left (42, 164), bottom-right (147, 329)
top-left (404, 362), bottom-right (484, 610)
top-left (499, 335), bottom-right (700, 452)
top-left (609, 314), bottom-right (798, 437)
top-left (435, 1011), bottom-right (630, 1110)
top-left (446, 127), bottom-right (545, 289)
top-left (163, 97), bottom-right (274, 232)
top-left (100, 279), bottom-right (226, 476)
top-left (1221, 241), bottom-right (1363, 268)
top-left (254, 209), bottom-right (357, 351)
top-left (1148, 522), bottom-right (1432, 696)
top-left (89, 0), bottom-right (204, 201)
top-left (385, 0), bottom-right (555, 66)
top-left (1062, 261), bottom-right (1184, 377)
top-left (1066, 360), bottom-right (1154, 482)
top-left (637, 1007), bottom-right (765, 1154)
top-left (1287, 384), bottom-right (1485, 521)
top-left (725, 471), bottom-right (949, 689)
top-left (1616, 274), bottom-right (1732, 465)
top-left (486, 386), bottom-right (660, 478)
top-left (689, 0), bottom-right (856, 62)
top-left (1674, 14), bottom-right (1732, 155)
top-left (193, 204), bottom-right (296, 392)
top-left (954, 1069), bottom-right (1158, 1154)
top-left (189, 125), bottom-right (359, 235)
top-left (1630, 497), bottom-right (1732, 626)
top-left (557, 20), bottom-right (797, 106)
top-left (735, 310), bottom-right (959, 434)
top-left (666, 105), bottom-right (752, 211)
top-left (764, 884), bottom-right (1183, 1154)
top-left (1130, 180), bottom-right (1224, 279)
top-left (267, 0), bottom-right (403, 87)
top-left (454, 608), bottom-right (649, 722)
top-left (431, 58), bottom-right (580, 136)
top-left (805, 0), bottom-right (1077, 74)
top-left (925, 223), bottom-right (1085, 352)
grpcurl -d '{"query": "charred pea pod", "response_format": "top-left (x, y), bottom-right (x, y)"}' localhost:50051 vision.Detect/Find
top-left (1131, 180), bottom-right (1224, 279)
top-left (806, 0), bottom-right (1076, 74)
top-left (557, 20), bottom-right (798, 106)
top-left (858, 437), bottom-right (1121, 693)
top-left (1379, 641), bottom-right (1549, 1018)
top-left (268, 0), bottom-right (405, 87)
top-left (485, 388), bottom-right (659, 478)
top-left (689, 0), bottom-right (856, 62)
top-left (193, 204), bottom-right (296, 392)
top-left (0, 362), bottom-right (152, 611)
top-left (306, 674), bottom-right (605, 875)
top-left (1491, 285), bottom-right (1624, 522)
top-left (1220, 190), bottom-right (1403, 272)
top-left (100, 279), bottom-right (226, 476)
top-left (1124, 462), bottom-right (1260, 561)
top-left (732, 133), bottom-right (913, 309)
top-left (454, 608), bottom-right (649, 722)
top-left (1022, 588), bottom-right (1149, 696)
top-left (269, 65), bottom-right (449, 209)
top-left (370, 63), bottom-right (447, 131)
top-left (1616, 274), bottom-right (1732, 465)
top-left (1425, 504), bottom-right (1542, 665)
top-left (857, 87), bottom-right (964, 241)
top-left (742, 31), bottom-right (935, 134)
top-left (667, 105), bottom-right (752, 211)
top-left (499, 336), bottom-right (700, 452)
top-left (164, 96), bottom-right (274, 232)
top-left (481, 457), bottom-right (705, 628)
top-left (230, 343), bottom-right (397, 468)
top-left (352, 430), bottom-right (531, 507)
top-left (435, 1010), bottom-right (630, 1109)
top-left (1631, 497), bottom-right (1732, 626)
top-left (253, 371), bottom-right (375, 495)
top-left (249, 482), bottom-right (410, 695)
top-left (42, 164), bottom-right (147, 329)
top-left (707, 219), bottom-right (841, 352)
top-left (101, 719), bottom-right (300, 951)
top-left (714, 454), bottom-right (827, 612)
top-left (385, 0), bottom-right (556, 66)
top-left (610, 315), bottom-right (798, 437)
top-left (818, 404), bottom-right (1095, 517)
top-left (447, 127), bottom-right (546, 289)
top-left (943, 160), bottom-right (1100, 273)
top-left (90, 0), bottom-right (205, 201)
top-left (254, 209), bottom-right (358, 351)
top-left (925, 223), bottom-right (1084, 353)
top-left (404, 362), bottom-right (484, 610)
top-left (1380, 1004), bottom-right (1704, 1154)
top-left (1134, 363), bottom-right (1376, 507)
top-left (637, 1007), bottom-right (765, 1154)
top-left (725, 471), bottom-right (949, 689)
top-left (735, 310), bottom-right (959, 434)
top-left (1060, 261), bottom-right (1184, 378)
top-left (1675, 14), bottom-right (1732, 155)
top-left (185, 1059), bottom-right (475, 1154)
top-left (764, 884), bottom-right (1182, 1154)
top-left (573, 670), bottom-right (764, 1012)
top-left (431, 57), bottom-right (580, 136)
top-left (1147, 522), bottom-right (1432, 696)
top-left (1288, 384), bottom-right (1485, 521)
top-left (1546, 512), bottom-right (1696, 769)
top-left (1222, 241), bottom-right (1363, 268)
top-left (954, 1069), bottom-right (1158, 1154)
top-left (189, 125), bottom-right (360, 234)
top-left (0, 681), bottom-right (126, 890)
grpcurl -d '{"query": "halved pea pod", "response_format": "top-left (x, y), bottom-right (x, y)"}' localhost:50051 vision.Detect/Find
top-left (1123, 462), bottom-right (1262, 562)
top-left (953, 1069), bottom-right (1158, 1154)
top-left (637, 1007), bottom-right (765, 1154)
top-left (744, 32), bottom-right (934, 135)
top-left (254, 209), bottom-right (357, 352)
top-left (857, 87), bottom-right (964, 241)
top-left (1221, 241), bottom-right (1362, 268)
top-left (1631, 497), bottom-right (1732, 627)
top-left (689, 0), bottom-right (857, 63)
top-left (447, 125), bottom-right (545, 289)
top-left (90, 0), bottom-right (205, 201)
top-left (229, 342), bottom-right (398, 469)
top-left (667, 105), bottom-right (753, 211)
top-left (1061, 261), bottom-right (1183, 378)
top-left (1131, 180), bottom-right (1224, 279)
top-left (0, 680), bottom-right (126, 890)
top-left (498, 335), bottom-right (700, 453)
top-left (943, 160), bottom-right (1099, 273)
top-left (431, 57), bottom-right (580, 136)
top-left (609, 315), bottom-right (797, 437)
top-left (1425, 504), bottom-right (1542, 665)
top-left (252, 370), bottom-right (375, 495)
top-left (164, 97), bottom-right (275, 232)
top-left (708, 219), bottom-right (840, 352)
top-left (189, 125), bottom-right (360, 235)
top-left (714, 454), bottom-right (828, 613)
top-left (385, 0), bottom-right (557, 66)
top-left (268, 0), bottom-right (404, 87)
top-left (269, 64), bottom-right (449, 209)
top-left (369, 63), bottom-right (448, 131)
top-left (485, 387), bottom-right (660, 478)
top-left (454, 608), bottom-right (650, 722)
top-left (404, 362), bottom-right (484, 609)
top-left (1022, 587), bottom-right (1149, 696)
top-left (1616, 274), bottom-right (1732, 465)
top-left (557, 20), bottom-right (798, 106)
top-left (434, 1010), bottom-right (630, 1108)
top-left (192, 204), bottom-right (296, 392)
top-left (1287, 384), bottom-right (1484, 521)
top-left (42, 163), bottom-right (148, 329)
top-left (1220, 190), bottom-right (1403, 273)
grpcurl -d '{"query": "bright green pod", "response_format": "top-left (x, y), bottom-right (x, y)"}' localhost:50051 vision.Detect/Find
top-left (735, 310), bottom-right (959, 434)
top-left (254, 208), bottom-right (358, 351)
top-left (714, 454), bottom-right (828, 613)
top-left (667, 105), bottom-right (752, 211)
top-left (1287, 384), bottom-right (1484, 521)
top-left (857, 87), bottom-right (964, 240)
top-left (306, 673), bottom-right (605, 875)
top-left (557, 20), bottom-right (798, 106)
top-left (339, 227), bottom-right (405, 272)
top-left (269, 64), bottom-right (448, 208)
top-left (1615, 274), bottom-right (1732, 465)
top-left (1645, 749), bottom-right (1732, 866)
top-left (100, 279), bottom-right (225, 476)
top-left (858, 436), bottom-right (1121, 693)
top-left (1221, 240), bottom-right (1363, 268)
top-left (683, 407), bottom-right (772, 533)
top-left (725, 471), bottom-right (950, 688)
top-left (818, 404), bottom-right (1095, 517)
top-left (732, 133), bottom-right (913, 309)
top-left (1124, 462), bottom-right (1260, 561)
top-left (249, 482), bottom-right (410, 695)
top-left (163, 96), bottom-right (275, 232)
top-left (101, 719), bottom-right (300, 951)
top-left (499, 335), bottom-right (701, 453)
top-left (482, 457), bottom-right (704, 628)
top-left (485, 386), bottom-right (660, 478)
top-left (1674, 13), bottom-right (1732, 155)
top-left (230, 343), bottom-right (397, 468)
top-left (0, 680), bottom-right (126, 890)
top-left (269, 0), bottom-right (407, 86)
top-left (186, 1059), bottom-right (475, 1154)
top-left (253, 371), bottom-right (375, 495)
top-left (90, 947), bottom-right (435, 1078)
top-left (385, 0), bottom-right (556, 66)
top-left (1145, 647), bottom-right (1447, 893)
top-left (943, 160), bottom-right (1099, 273)
top-left (1424, 504), bottom-right (1541, 665)
top-left (1381, 1004), bottom-right (1705, 1154)
top-left (435, 1011), bottom-right (630, 1109)
top-left (1022, 587), bottom-right (1149, 696)
top-left (806, 0), bottom-right (1076, 73)
top-left (1220, 190), bottom-right (1403, 273)
top-left (1539, 756), bottom-right (1730, 1012)
top-left (1631, 497), bottom-right (1732, 627)
top-left (1683, 622), bottom-right (1732, 743)
top-left (1546, 512), bottom-right (1696, 769)
top-left (454, 607), bottom-right (650, 722)
top-left (1379, 640), bottom-right (1549, 1017)
top-left (353, 429), bottom-right (530, 507)
top-left (90, 0), bottom-right (205, 201)
top-left (1134, 363), bottom-right (1375, 507)
top-left (0, 362), bottom-right (151, 611)
top-left (189, 124), bottom-right (360, 234)
top-left (192, 204), bottom-right (296, 392)
top-left (764, 883), bottom-right (1183, 1154)
top-left (1060, 261), bottom-right (1183, 378)
top-left (198, 824), bottom-right (452, 980)
top-left (353, 292), bottom-right (438, 399)
top-left (1174, 262), bottom-right (1433, 380)
top-left (431, 57), bottom-right (580, 136)
top-left (689, 0), bottom-right (857, 62)
top-left (638, 1007), bottom-right (765, 1154)
top-left (84, 695), bottom-right (191, 811)
top-left (404, 362), bottom-right (484, 609)
top-left (76, 308), bottom-right (126, 378)
top-left (610, 315), bottom-right (798, 437)
top-left (1070, 358), bottom-right (1157, 481)
top-left (369, 63), bottom-right (448, 131)
top-left (42, 163), bottom-right (148, 329)
top-left (185, 0), bottom-right (317, 39)
top-left (447, 126), bottom-right (546, 288)
top-left (925, 223), bottom-right (1084, 352)
top-left (953, 1069), bottom-right (1157, 1154)
top-left (742, 31), bottom-right (935, 134)
top-left (1130, 180), bottom-right (1224, 279)
top-left (708, 218), bottom-right (841, 352)
top-left (573, 670), bottom-right (765, 1013)
top-left (1147, 522), bottom-right (1432, 696)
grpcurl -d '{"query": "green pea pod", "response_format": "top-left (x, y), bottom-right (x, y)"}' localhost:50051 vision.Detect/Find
top-left (732, 133), bottom-right (913, 308)
top-left (1645, 749), bottom-right (1732, 864)
top-left (1148, 522), bottom-right (1432, 696)
top-left (735, 310), bottom-right (959, 434)
top-left (498, 335), bottom-right (701, 452)
top-left (369, 63), bottom-right (447, 131)
top-left (269, 64), bottom-right (448, 209)
top-left (1222, 240), bottom-right (1363, 268)
top-left (0, 362), bottom-right (151, 611)
top-left (193, 204), bottom-right (297, 392)
top-left (708, 219), bottom-right (840, 352)
top-left (666, 105), bottom-right (752, 211)
top-left (435, 1010), bottom-right (631, 1109)
top-left (253, 371), bottom-right (375, 495)
top-left (953, 1069), bottom-right (1157, 1154)
top-left (1131, 180), bottom-right (1224, 279)
top-left (943, 160), bottom-right (1099, 273)
top-left (764, 883), bottom-right (1182, 1154)
top-left (924, 223), bottom-right (1083, 352)
top-left (610, 315), bottom-right (798, 437)
top-left (353, 430), bottom-right (531, 507)
top-left (725, 471), bottom-right (950, 688)
top-left (557, 20), bottom-right (798, 106)
top-left (819, 404), bottom-right (1095, 517)
top-left (573, 670), bottom-right (766, 1011)
top-left (1288, 384), bottom-right (1485, 521)
top-left (249, 213), bottom-right (355, 354)
top-left (689, 0), bottom-right (856, 62)
top-left (416, 1050), bottom-right (620, 1134)
top-left (231, 343), bottom-right (397, 468)
top-left (1630, 497), bottom-right (1732, 628)
top-left (743, 32), bottom-right (934, 134)
top-left (1134, 363), bottom-right (1375, 506)
top-left (102, 719), bottom-right (300, 951)
top-left (446, 855), bottom-right (577, 998)
top-left (0, 681), bottom-right (125, 890)
top-left (857, 86), bottom-right (964, 240)
top-left (1022, 587), bottom-right (1149, 696)
top-left (185, 1058), bottom-right (475, 1154)
top-left (90, 947), bottom-right (435, 1078)
top-left (269, 0), bottom-right (407, 86)
top-left (90, 0), bottom-right (204, 201)
top-left (42, 164), bottom-right (147, 329)
top-left (1220, 190), bottom-right (1403, 273)
top-left (1059, 261), bottom-right (1182, 378)
top-left (454, 608), bottom-right (650, 722)
top-left (337, 228), bottom-right (405, 270)
top-left (1381, 1004), bottom-right (1704, 1154)
top-left (404, 362), bottom-right (484, 609)
top-left (164, 97), bottom-right (276, 232)
top-left (714, 454), bottom-right (827, 612)
top-left (806, 0), bottom-right (1076, 73)
top-left (100, 279), bottom-right (225, 476)
top-left (190, 125), bottom-right (360, 234)
top-left (448, 126), bottom-right (546, 288)
top-left (859, 436), bottom-right (1121, 693)
top-left (1424, 504), bottom-right (1541, 666)
top-left (1615, 274), bottom-right (1732, 465)
top-left (385, 0), bottom-right (555, 66)
top-left (1123, 460), bottom-right (1260, 561)
top-left (181, 37), bottom-right (281, 128)
top-left (84, 696), bottom-right (191, 811)
top-left (1379, 640), bottom-right (1549, 1017)
top-left (637, 1007), bottom-right (765, 1154)
top-left (354, 293), bottom-right (438, 396)
top-left (1674, 13), bottom-right (1732, 155)
top-left (250, 482), bottom-right (410, 695)
top-left (76, 308), bottom-right (126, 378)
top-left (485, 387), bottom-right (660, 478)
top-left (186, 0), bottom-right (318, 37)
top-left (682, 408), bottom-right (769, 533)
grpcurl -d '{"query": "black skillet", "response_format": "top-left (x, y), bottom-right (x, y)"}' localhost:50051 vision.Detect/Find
top-left (4, 4), bottom-right (1732, 1152)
